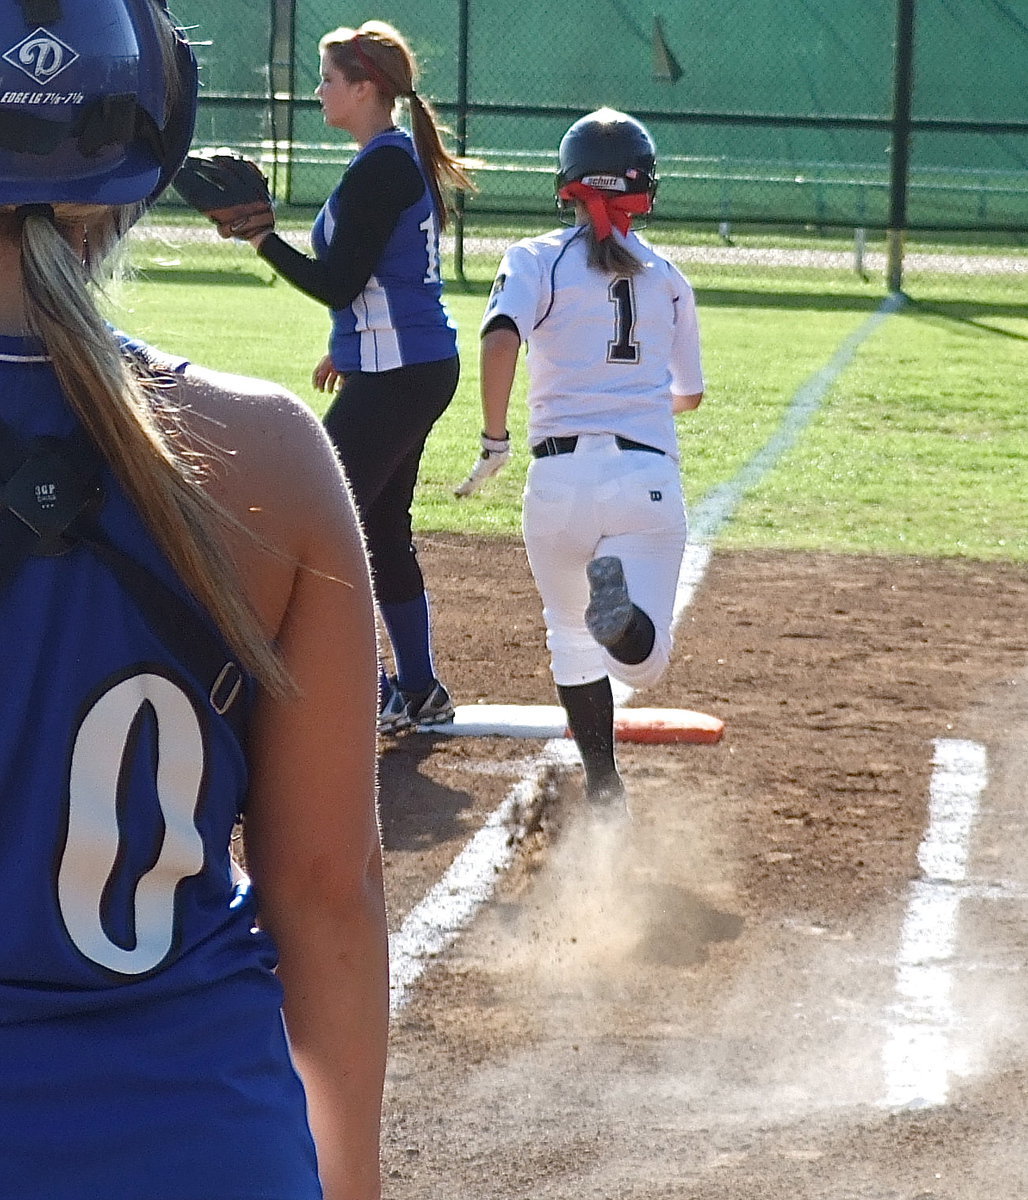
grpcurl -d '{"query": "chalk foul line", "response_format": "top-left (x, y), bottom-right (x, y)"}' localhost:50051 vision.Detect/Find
top-left (881, 738), bottom-right (989, 1109)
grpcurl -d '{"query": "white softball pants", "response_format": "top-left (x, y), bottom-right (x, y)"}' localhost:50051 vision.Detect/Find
top-left (522, 433), bottom-right (688, 690)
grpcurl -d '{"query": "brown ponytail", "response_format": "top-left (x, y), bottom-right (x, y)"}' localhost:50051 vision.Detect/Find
top-left (581, 222), bottom-right (646, 277)
top-left (322, 20), bottom-right (475, 230)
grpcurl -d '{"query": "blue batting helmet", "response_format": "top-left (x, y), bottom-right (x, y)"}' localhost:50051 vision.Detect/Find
top-left (0, 0), bottom-right (197, 205)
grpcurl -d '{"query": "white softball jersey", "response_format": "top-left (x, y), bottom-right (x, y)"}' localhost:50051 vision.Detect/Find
top-left (482, 225), bottom-right (703, 689)
top-left (481, 225), bottom-right (703, 458)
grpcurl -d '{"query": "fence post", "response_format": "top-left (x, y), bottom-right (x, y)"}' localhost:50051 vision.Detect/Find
top-left (453, 0), bottom-right (470, 286)
top-left (887, 0), bottom-right (917, 293)
top-left (269, 0), bottom-right (296, 202)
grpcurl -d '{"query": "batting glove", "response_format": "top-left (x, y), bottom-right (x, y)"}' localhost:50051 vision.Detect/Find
top-left (172, 151), bottom-right (276, 241)
top-left (453, 433), bottom-right (510, 497)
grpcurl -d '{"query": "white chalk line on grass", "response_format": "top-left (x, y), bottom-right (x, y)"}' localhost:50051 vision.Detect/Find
top-left (389, 294), bottom-right (905, 1014)
top-left (881, 738), bottom-right (989, 1110)
top-left (689, 290), bottom-right (907, 544)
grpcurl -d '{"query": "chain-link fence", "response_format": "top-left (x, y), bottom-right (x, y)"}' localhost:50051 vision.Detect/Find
top-left (169, 0), bottom-right (1028, 234)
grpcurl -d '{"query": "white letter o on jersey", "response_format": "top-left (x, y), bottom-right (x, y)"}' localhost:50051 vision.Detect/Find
top-left (58, 672), bottom-right (206, 975)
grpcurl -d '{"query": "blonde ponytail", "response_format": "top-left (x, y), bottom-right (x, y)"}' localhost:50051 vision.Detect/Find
top-left (15, 205), bottom-right (291, 696)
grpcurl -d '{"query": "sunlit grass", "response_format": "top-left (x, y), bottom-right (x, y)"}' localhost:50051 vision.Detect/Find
top-left (113, 227), bottom-right (1028, 560)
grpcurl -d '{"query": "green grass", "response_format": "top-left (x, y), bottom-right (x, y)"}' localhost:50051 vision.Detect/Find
top-left (111, 227), bottom-right (1028, 561)
top-left (714, 272), bottom-right (1028, 559)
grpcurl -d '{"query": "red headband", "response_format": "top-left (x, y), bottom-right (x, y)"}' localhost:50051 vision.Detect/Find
top-left (558, 181), bottom-right (652, 241)
top-left (350, 37), bottom-right (402, 97)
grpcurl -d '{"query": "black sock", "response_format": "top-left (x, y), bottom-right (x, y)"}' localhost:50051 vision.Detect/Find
top-left (557, 677), bottom-right (623, 797)
top-left (605, 605), bottom-right (656, 665)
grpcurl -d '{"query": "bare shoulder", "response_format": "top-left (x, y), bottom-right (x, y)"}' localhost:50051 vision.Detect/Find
top-left (165, 364), bottom-right (358, 604)
top-left (170, 364), bottom-right (347, 508)
top-left (172, 364), bottom-right (328, 464)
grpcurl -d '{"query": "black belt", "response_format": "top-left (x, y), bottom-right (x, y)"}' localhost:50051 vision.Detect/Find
top-left (531, 435), bottom-right (664, 459)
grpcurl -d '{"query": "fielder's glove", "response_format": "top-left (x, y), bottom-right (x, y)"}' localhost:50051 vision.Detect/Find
top-left (453, 433), bottom-right (511, 497)
top-left (172, 151), bottom-right (275, 240)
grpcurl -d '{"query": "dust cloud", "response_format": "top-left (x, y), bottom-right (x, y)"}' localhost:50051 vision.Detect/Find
top-left (461, 770), bottom-right (1028, 1136)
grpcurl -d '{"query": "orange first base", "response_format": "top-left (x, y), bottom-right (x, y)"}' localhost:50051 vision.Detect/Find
top-left (612, 707), bottom-right (724, 745)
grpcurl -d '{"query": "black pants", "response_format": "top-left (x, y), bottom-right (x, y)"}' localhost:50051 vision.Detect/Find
top-left (323, 355), bottom-right (458, 604)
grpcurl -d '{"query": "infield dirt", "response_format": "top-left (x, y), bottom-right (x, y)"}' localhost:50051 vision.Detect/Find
top-left (376, 536), bottom-right (1028, 1199)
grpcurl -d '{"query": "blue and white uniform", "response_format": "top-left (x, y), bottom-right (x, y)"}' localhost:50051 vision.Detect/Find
top-left (0, 336), bottom-right (321, 1200)
top-left (312, 128), bottom-right (456, 373)
top-left (258, 126), bottom-right (459, 704)
top-left (482, 225), bottom-right (704, 690)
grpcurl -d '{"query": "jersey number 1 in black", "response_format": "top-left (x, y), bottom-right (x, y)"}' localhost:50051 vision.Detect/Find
top-left (607, 276), bottom-right (639, 364)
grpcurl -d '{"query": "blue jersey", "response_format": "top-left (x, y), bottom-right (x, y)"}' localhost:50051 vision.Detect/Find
top-left (0, 335), bottom-right (321, 1200)
top-left (312, 128), bottom-right (457, 372)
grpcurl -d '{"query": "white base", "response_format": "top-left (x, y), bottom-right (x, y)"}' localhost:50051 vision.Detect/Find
top-left (413, 702), bottom-right (725, 744)
top-left (415, 704), bottom-right (569, 739)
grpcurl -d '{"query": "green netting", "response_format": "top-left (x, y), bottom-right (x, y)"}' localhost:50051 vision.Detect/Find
top-left (163, 0), bottom-right (1028, 232)
top-left (171, 2), bottom-right (274, 150)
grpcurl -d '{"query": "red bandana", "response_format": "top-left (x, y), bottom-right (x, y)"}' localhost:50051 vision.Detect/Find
top-left (558, 181), bottom-right (652, 241)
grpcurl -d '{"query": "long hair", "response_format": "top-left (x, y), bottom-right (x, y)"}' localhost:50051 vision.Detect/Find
top-left (321, 20), bottom-right (475, 230)
top-left (3, 10), bottom-right (290, 696)
top-left (581, 222), bottom-right (646, 277)
top-left (570, 205), bottom-right (647, 277)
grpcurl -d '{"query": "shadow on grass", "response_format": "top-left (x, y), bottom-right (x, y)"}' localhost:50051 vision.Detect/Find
top-left (450, 278), bottom-right (896, 311)
top-left (134, 266), bottom-right (275, 287)
top-left (684, 288), bottom-right (1028, 335)
top-left (694, 287), bottom-right (884, 314)
top-left (905, 297), bottom-right (1028, 342)
top-left (446, 277), bottom-right (494, 297)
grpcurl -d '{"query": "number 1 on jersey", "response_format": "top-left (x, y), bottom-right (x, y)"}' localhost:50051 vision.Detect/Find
top-left (420, 215), bottom-right (441, 284)
top-left (607, 276), bottom-right (639, 364)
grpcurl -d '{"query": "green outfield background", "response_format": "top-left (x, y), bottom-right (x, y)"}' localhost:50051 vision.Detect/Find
top-left (115, 222), bottom-right (1028, 563)
top-left (168, 0), bottom-right (1028, 232)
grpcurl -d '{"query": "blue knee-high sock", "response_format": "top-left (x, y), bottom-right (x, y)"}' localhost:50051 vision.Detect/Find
top-left (379, 594), bottom-right (436, 695)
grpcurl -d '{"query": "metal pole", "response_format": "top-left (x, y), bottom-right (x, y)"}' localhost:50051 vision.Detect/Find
top-left (887, 0), bottom-right (916, 293)
top-left (269, 0), bottom-right (295, 202)
top-left (453, 0), bottom-right (470, 286)
top-left (854, 227), bottom-right (867, 277)
top-left (285, 0), bottom-right (296, 204)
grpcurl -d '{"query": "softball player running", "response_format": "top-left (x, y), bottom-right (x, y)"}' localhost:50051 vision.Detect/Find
top-left (0, 4), bottom-right (386, 1197)
top-left (191, 20), bottom-right (471, 735)
top-left (460, 109), bottom-right (704, 809)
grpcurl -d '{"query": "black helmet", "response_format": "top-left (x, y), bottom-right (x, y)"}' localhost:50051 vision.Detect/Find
top-left (0, 0), bottom-right (198, 206)
top-left (555, 107), bottom-right (658, 201)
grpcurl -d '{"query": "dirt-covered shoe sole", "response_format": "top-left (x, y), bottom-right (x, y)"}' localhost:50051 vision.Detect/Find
top-left (584, 555), bottom-right (634, 647)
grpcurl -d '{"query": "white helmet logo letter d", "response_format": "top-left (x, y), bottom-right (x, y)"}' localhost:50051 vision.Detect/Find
top-left (3, 28), bottom-right (79, 85)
